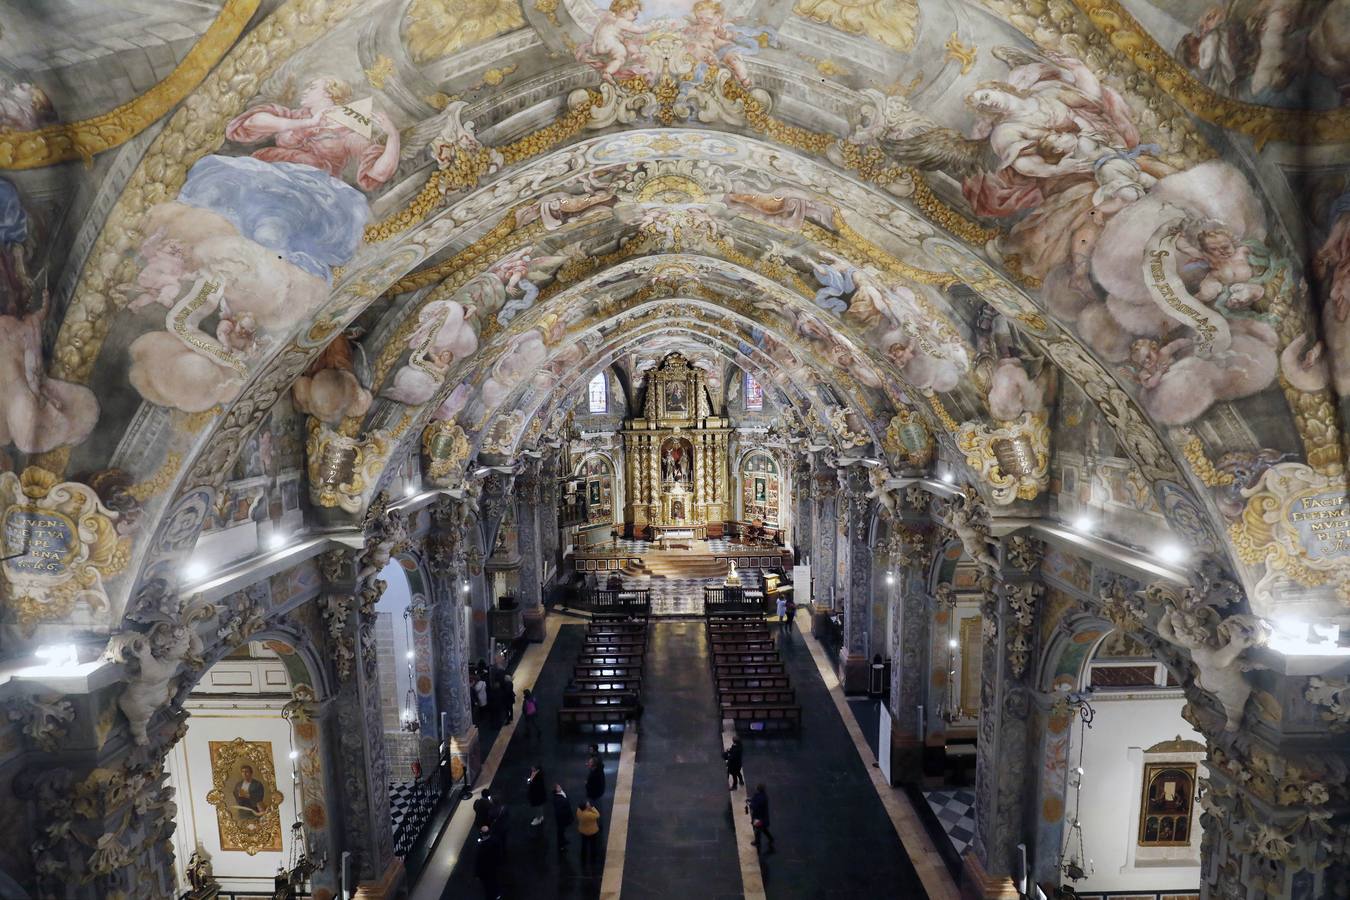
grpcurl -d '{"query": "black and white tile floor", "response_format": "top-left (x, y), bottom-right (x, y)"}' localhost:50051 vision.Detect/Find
top-left (617, 570), bottom-right (766, 616)
top-left (390, 780), bottom-right (441, 858)
top-left (923, 788), bottom-right (977, 857)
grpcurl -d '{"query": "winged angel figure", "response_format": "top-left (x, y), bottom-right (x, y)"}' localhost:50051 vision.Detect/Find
top-left (879, 47), bottom-right (1169, 284)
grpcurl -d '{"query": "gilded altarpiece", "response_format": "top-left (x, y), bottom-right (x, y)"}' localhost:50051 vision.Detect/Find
top-left (622, 354), bottom-right (730, 538)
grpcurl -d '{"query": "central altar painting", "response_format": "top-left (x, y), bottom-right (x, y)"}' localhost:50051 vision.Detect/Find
top-left (622, 353), bottom-right (730, 539)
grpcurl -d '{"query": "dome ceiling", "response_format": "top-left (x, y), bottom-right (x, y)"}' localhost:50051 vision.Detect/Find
top-left (1, 0), bottom-right (1346, 644)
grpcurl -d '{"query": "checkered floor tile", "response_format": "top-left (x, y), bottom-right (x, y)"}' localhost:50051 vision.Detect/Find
top-left (389, 780), bottom-right (441, 857)
top-left (924, 788), bottom-right (976, 857)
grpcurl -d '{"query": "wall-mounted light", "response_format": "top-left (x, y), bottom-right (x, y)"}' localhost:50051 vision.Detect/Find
top-left (289, 750), bottom-right (299, 760)
top-left (462, 581), bottom-right (471, 594)
top-left (268, 531), bottom-right (288, 551)
top-left (34, 644), bottom-right (79, 669)
top-left (184, 560), bottom-right (209, 582)
top-left (939, 471), bottom-right (955, 484)
top-left (948, 638), bottom-right (958, 649)
top-left (885, 573), bottom-right (895, 586)
top-left (404, 483), bottom-right (419, 498)
top-left (1156, 542), bottom-right (1187, 565)
top-left (1073, 514), bottom-right (1094, 533)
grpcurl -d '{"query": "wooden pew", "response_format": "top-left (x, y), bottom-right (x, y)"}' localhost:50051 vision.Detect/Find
top-left (588, 622), bottom-right (648, 636)
top-left (719, 688), bottom-right (796, 706)
top-left (569, 676), bottom-right (642, 694)
top-left (712, 651), bottom-right (779, 666)
top-left (709, 639), bottom-right (777, 654)
top-left (713, 662), bottom-right (786, 678)
top-left (577, 653), bottom-right (643, 667)
top-left (716, 674), bottom-right (791, 692)
top-left (557, 706), bottom-right (632, 733)
top-left (707, 620), bottom-right (771, 635)
top-left (724, 704), bottom-right (801, 734)
top-left (563, 690), bottom-right (639, 709)
top-left (583, 635), bottom-right (648, 652)
top-left (575, 663), bottom-right (644, 680)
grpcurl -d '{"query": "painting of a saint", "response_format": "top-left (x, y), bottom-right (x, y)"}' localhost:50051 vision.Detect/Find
top-left (1137, 763), bottom-right (1195, 847)
top-left (665, 381), bottom-right (688, 413)
top-left (206, 738), bottom-right (284, 854)
top-left (754, 477), bottom-right (766, 502)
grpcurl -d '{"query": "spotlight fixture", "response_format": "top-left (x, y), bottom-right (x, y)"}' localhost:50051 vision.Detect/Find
top-left (404, 483), bottom-right (419, 498)
top-left (268, 531), bottom-right (288, 551)
top-left (1073, 514), bottom-right (1094, 533)
top-left (940, 471), bottom-right (955, 484)
top-left (35, 644), bottom-right (79, 669)
top-left (184, 560), bottom-right (209, 583)
top-left (1157, 542), bottom-right (1188, 565)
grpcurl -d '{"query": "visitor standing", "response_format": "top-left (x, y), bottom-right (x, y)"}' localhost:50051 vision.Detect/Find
top-left (472, 676), bottom-right (489, 725)
top-left (775, 594), bottom-right (788, 633)
top-left (474, 825), bottom-right (504, 900)
top-left (748, 784), bottom-right (775, 852)
top-left (527, 764), bottom-right (547, 827)
top-left (551, 784), bottom-right (573, 851)
top-left (522, 688), bottom-right (541, 742)
top-left (503, 674), bottom-right (516, 724)
top-left (585, 756), bottom-right (606, 803)
top-left (577, 800), bottom-right (602, 869)
top-left (472, 788), bottom-right (494, 831)
top-left (724, 736), bottom-right (744, 790)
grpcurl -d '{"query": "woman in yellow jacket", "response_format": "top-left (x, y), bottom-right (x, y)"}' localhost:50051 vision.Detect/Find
top-left (576, 799), bottom-right (602, 869)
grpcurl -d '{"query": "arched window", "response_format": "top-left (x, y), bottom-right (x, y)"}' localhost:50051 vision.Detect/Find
top-left (744, 371), bottom-right (763, 411)
top-left (588, 372), bottom-right (607, 413)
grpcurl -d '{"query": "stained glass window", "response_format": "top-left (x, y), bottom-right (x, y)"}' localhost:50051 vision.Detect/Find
top-left (745, 371), bottom-right (763, 410)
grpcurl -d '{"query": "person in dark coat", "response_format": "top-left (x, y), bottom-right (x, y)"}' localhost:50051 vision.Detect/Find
top-left (474, 825), bottom-right (504, 900)
top-left (527, 764), bottom-right (547, 826)
top-left (472, 789), bottom-right (494, 831)
top-left (551, 784), bottom-right (574, 850)
top-left (724, 736), bottom-right (744, 790)
top-left (585, 756), bottom-right (606, 802)
top-left (748, 784), bottom-right (775, 852)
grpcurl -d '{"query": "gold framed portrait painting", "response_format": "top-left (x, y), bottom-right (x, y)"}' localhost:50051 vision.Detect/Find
top-left (1137, 762), bottom-right (1195, 847)
top-left (205, 738), bottom-right (284, 854)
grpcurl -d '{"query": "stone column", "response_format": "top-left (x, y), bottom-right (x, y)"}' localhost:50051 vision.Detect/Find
top-left (885, 522), bottom-right (934, 783)
top-left (964, 551), bottom-right (1042, 900)
top-left (792, 460), bottom-right (812, 562)
top-left (837, 466), bottom-right (872, 693)
top-left (284, 689), bottom-right (343, 900)
top-left (810, 460), bottom-right (838, 610)
top-left (428, 496), bottom-right (481, 781)
top-left (516, 464), bottom-right (545, 642)
top-left (319, 521), bottom-right (404, 897)
top-left (539, 454), bottom-right (561, 599)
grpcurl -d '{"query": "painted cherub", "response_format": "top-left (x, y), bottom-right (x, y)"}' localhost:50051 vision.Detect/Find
top-left (216, 309), bottom-right (260, 354)
top-left (1127, 337), bottom-right (1192, 390)
top-left (684, 0), bottom-right (752, 86)
top-left (1184, 223), bottom-right (1267, 312)
top-left (127, 229), bottom-right (191, 310)
top-left (581, 0), bottom-right (655, 83)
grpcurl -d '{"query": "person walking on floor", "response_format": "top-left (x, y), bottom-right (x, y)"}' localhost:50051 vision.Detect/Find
top-left (474, 825), bottom-right (504, 900)
top-left (527, 764), bottom-right (547, 827)
top-left (577, 800), bottom-right (602, 870)
top-left (503, 674), bottom-right (516, 724)
top-left (748, 784), bottom-right (775, 853)
top-left (585, 755), bottom-right (606, 803)
top-left (472, 788), bottom-right (494, 831)
top-left (552, 784), bottom-right (574, 851)
top-left (521, 688), bottom-right (542, 742)
top-left (472, 676), bottom-right (489, 726)
top-left (724, 736), bottom-right (744, 790)
top-left (776, 594), bottom-right (789, 634)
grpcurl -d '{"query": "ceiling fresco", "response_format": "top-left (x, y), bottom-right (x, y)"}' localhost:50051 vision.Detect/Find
top-left (0, 0), bottom-right (1347, 652)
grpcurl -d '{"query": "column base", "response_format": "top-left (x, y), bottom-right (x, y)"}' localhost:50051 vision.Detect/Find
top-left (961, 851), bottom-right (1019, 900)
top-left (354, 858), bottom-right (404, 900)
top-left (454, 725), bottom-right (483, 785)
top-left (888, 729), bottom-right (923, 785)
top-left (522, 606), bottom-right (546, 642)
top-left (840, 653), bottom-right (870, 694)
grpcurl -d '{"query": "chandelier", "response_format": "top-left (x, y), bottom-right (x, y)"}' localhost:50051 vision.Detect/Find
top-left (1057, 691), bottom-right (1096, 885)
top-left (400, 609), bottom-right (420, 733)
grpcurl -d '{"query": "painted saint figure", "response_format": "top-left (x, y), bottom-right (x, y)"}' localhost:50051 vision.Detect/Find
top-left (232, 764), bottom-right (266, 818)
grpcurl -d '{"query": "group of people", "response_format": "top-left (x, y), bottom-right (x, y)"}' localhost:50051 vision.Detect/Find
top-left (724, 735), bottom-right (776, 853)
top-left (470, 659), bottom-right (518, 731)
top-left (471, 745), bottom-right (610, 898)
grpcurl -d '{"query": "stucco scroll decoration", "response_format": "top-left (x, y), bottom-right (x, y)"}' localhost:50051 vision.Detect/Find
top-left (955, 412), bottom-right (1050, 505)
top-left (104, 617), bottom-right (209, 746)
top-left (322, 593), bottom-right (356, 683)
top-left (1004, 534), bottom-right (1044, 575)
top-left (5, 694), bottom-right (75, 752)
top-left (1146, 573), bottom-right (1271, 732)
top-left (306, 419), bottom-right (393, 513)
top-left (1097, 577), bottom-right (1147, 634)
top-left (1005, 580), bottom-right (1042, 679)
top-left (0, 467), bottom-right (130, 634)
top-left (882, 409), bottom-right (934, 470)
top-left (423, 420), bottom-right (471, 487)
top-left (1304, 677), bottom-right (1350, 734)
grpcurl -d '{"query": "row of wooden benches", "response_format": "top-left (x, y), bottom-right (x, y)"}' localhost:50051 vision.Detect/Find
top-left (559, 619), bottom-right (649, 733)
top-left (706, 614), bottom-right (802, 734)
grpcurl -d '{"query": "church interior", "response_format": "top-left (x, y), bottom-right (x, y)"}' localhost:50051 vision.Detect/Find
top-left (0, 1), bottom-right (1348, 898)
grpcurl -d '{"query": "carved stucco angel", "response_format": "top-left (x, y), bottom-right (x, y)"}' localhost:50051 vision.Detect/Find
top-left (104, 620), bottom-right (206, 746)
top-left (866, 464), bottom-right (899, 519)
top-left (1156, 603), bottom-right (1270, 732)
top-left (942, 486), bottom-right (999, 575)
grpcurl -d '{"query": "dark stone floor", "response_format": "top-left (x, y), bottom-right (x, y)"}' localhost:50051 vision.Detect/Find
top-left (621, 621), bottom-right (743, 900)
top-left (442, 624), bottom-right (617, 900)
top-left (738, 621), bottom-right (929, 900)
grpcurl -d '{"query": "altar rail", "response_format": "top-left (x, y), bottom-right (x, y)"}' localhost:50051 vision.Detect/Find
top-left (704, 586), bottom-right (768, 615)
top-left (578, 589), bottom-right (652, 618)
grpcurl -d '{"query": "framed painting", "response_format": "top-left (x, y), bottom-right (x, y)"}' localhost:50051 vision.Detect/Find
top-left (1137, 762), bottom-right (1195, 847)
top-left (205, 737), bottom-right (284, 854)
top-left (664, 381), bottom-right (688, 413)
